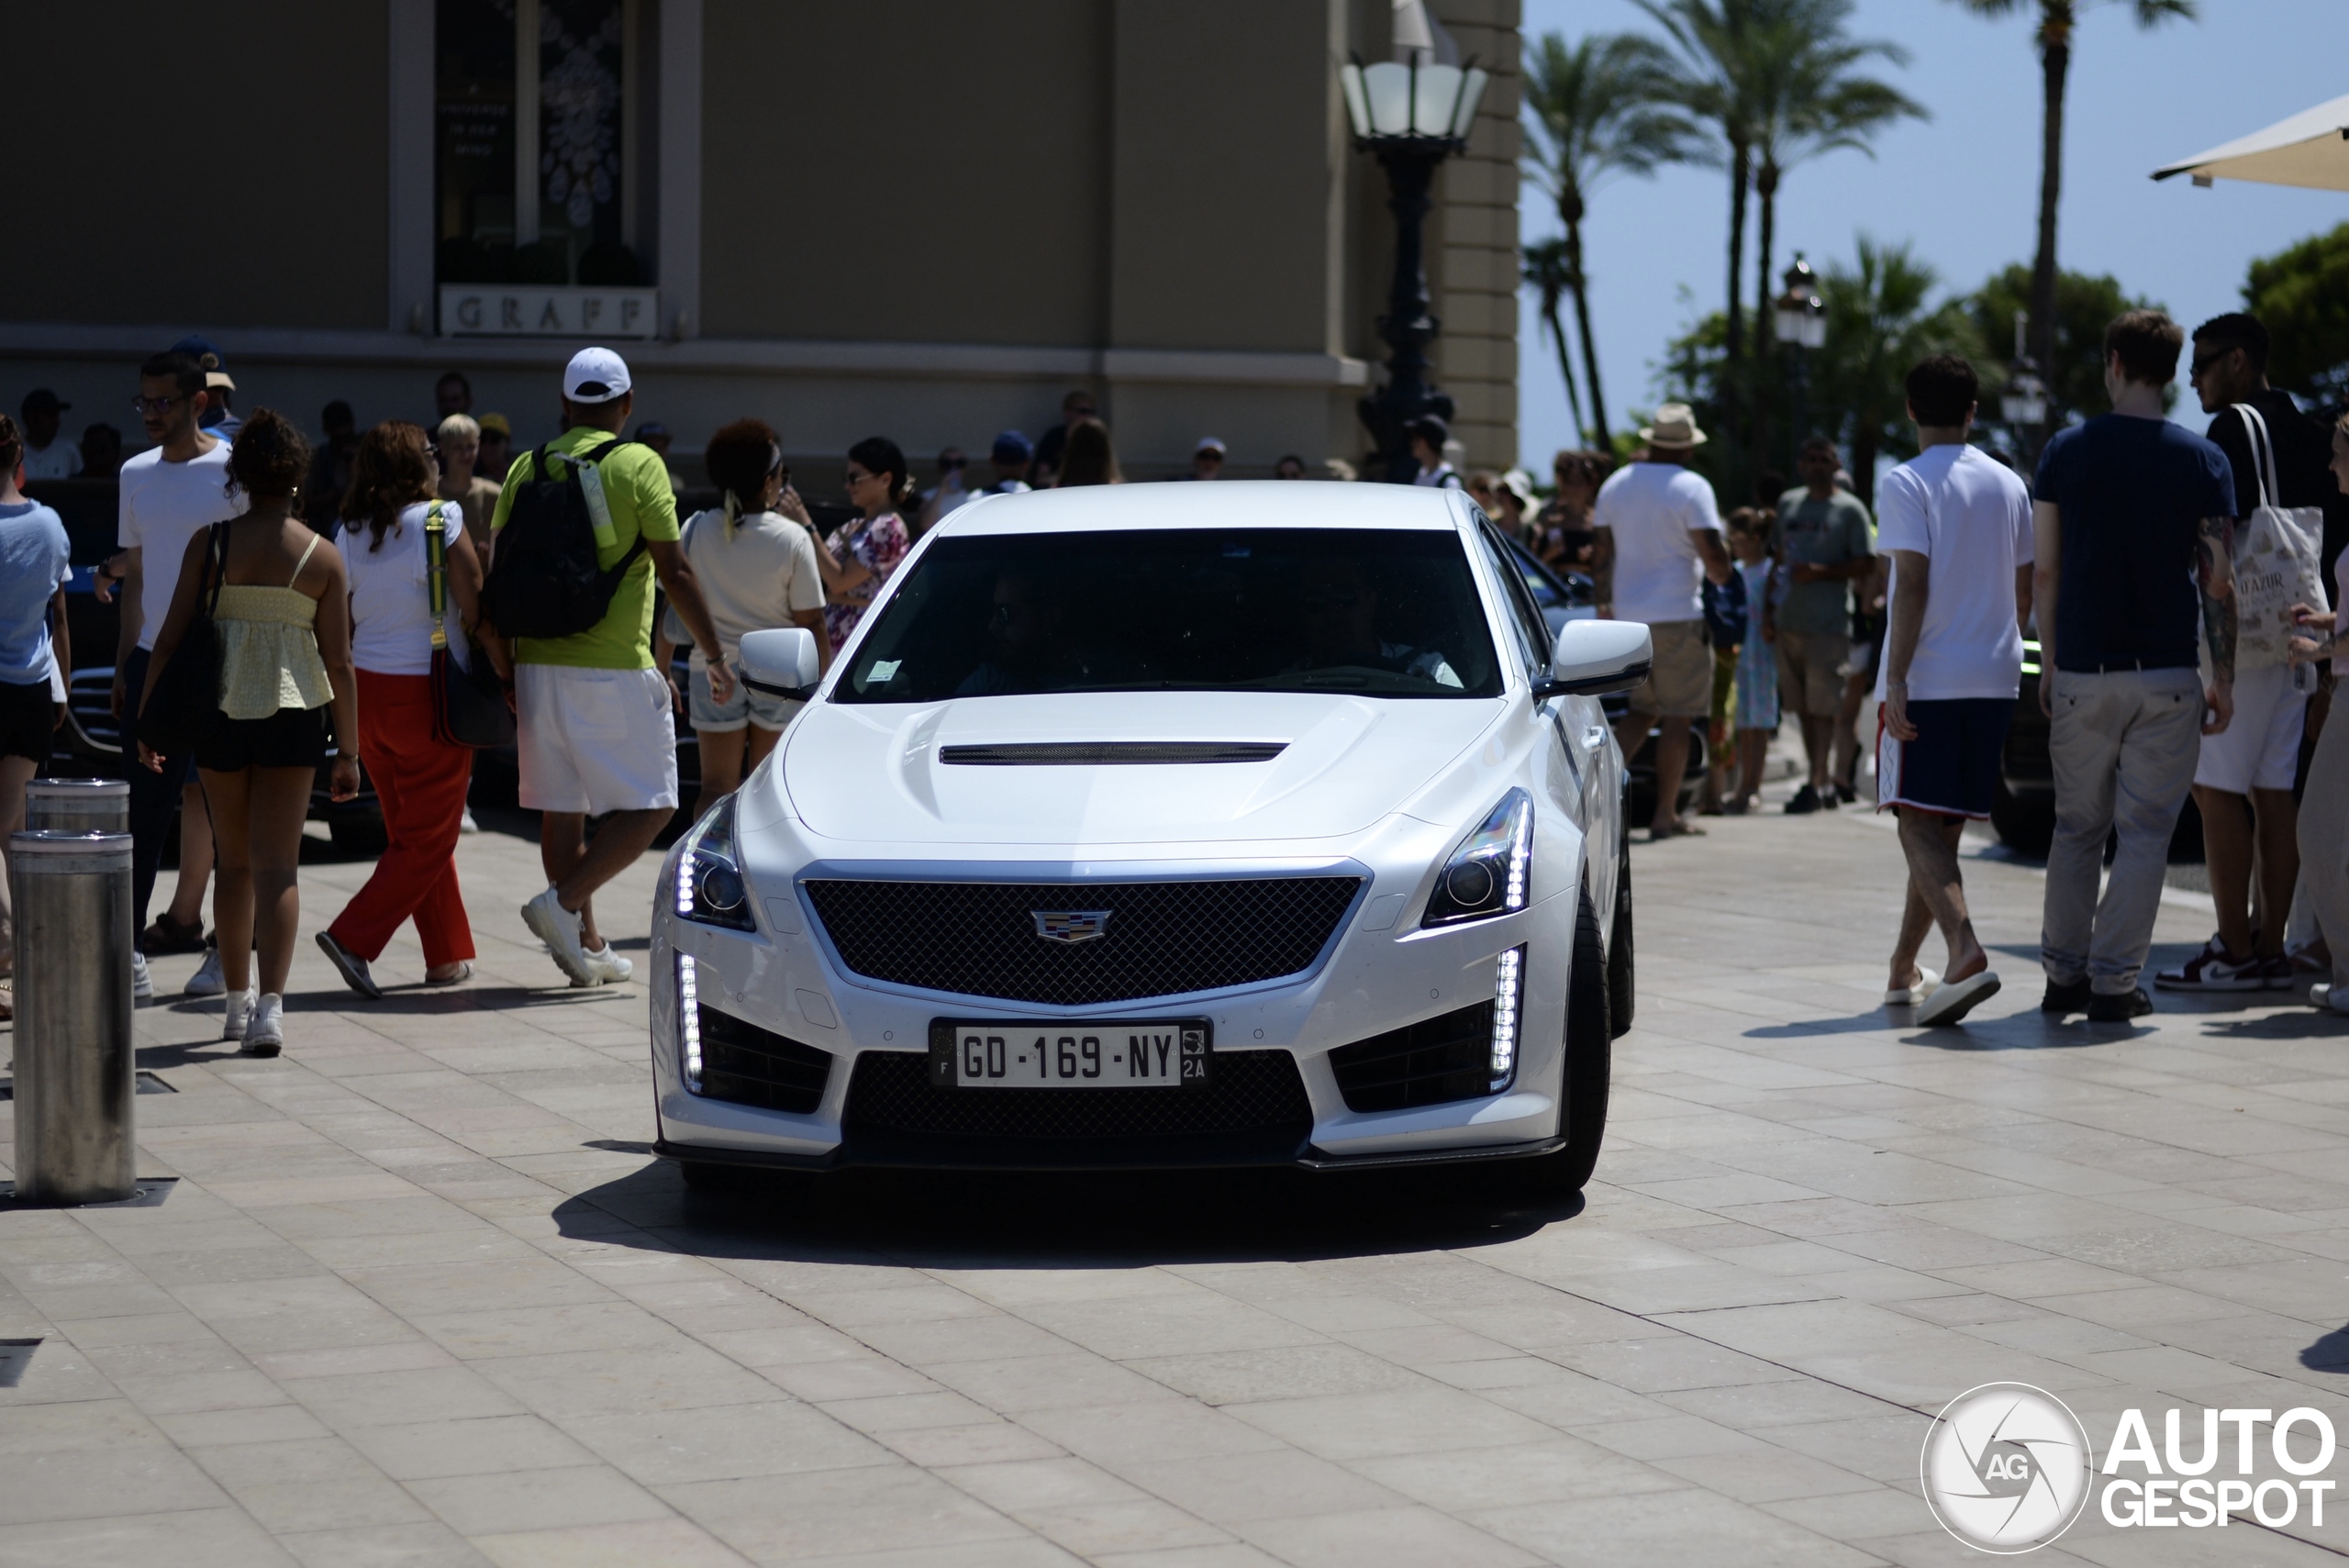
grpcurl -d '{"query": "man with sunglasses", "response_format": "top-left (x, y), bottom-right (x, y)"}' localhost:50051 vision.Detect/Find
top-left (2154, 313), bottom-right (2340, 995)
top-left (116, 350), bottom-right (245, 1004)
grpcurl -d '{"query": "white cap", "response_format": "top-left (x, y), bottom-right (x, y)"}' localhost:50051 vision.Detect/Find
top-left (1195, 436), bottom-right (1226, 456)
top-left (563, 346), bottom-right (632, 404)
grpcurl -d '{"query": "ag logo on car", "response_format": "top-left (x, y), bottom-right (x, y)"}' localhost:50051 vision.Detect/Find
top-left (1031, 910), bottom-right (1112, 944)
top-left (1920, 1383), bottom-right (2093, 1552)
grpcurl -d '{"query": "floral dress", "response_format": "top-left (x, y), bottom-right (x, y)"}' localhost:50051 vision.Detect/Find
top-left (823, 511), bottom-right (910, 652)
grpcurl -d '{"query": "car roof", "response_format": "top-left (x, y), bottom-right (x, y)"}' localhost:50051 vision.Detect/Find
top-left (933, 480), bottom-right (1470, 537)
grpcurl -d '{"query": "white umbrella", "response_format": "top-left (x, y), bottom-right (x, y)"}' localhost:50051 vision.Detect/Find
top-left (2154, 93), bottom-right (2349, 192)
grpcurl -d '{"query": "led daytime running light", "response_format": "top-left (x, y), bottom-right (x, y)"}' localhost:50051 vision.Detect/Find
top-left (1502, 798), bottom-right (1531, 912)
top-left (677, 952), bottom-right (703, 1092)
top-left (1489, 945), bottom-right (1525, 1092)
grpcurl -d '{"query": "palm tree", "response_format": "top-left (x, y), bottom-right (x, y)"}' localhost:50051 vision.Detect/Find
top-left (1813, 237), bottom-right (1975, 501)
top-left (1522, 239), bottom-right (1587, 446)
top-left (1744, 10), bottom-right (1925, 371)
top-left (1521, 30), bottom-right (1698, 450)
top-left (1944, 0), bottom-right (2194, 383)
top-left (1632, 0), bottom-right (1760, 433)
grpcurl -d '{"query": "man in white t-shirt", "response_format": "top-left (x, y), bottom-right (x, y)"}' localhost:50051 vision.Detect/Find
top-left (1875, 356), bottom-right (2034, 1027)
top-left (1592, 402), bottom-right (1731, 840)
top-left (18, 390), bottom-right (83, 480)
top-left (117, 349), bottom-right (244, 1002)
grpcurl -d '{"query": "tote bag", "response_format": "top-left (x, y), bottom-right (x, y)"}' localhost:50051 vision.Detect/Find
top-left (2227, 403), bottom-right (2330, 672)
top-left (137, 523), bottom-right (228, 757)
top-left (424, 503), bottom-right (516, 748)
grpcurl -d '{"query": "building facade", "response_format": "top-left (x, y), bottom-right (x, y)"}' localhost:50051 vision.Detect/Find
top-left (5, 0), bottom-right (1519, 484)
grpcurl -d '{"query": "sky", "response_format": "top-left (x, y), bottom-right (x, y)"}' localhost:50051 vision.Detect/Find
top-left (1509, 0), bottom-right (2349, 470)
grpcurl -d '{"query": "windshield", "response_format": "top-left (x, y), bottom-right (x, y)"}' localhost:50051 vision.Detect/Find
top-left (837, 528), bottom-right (1503, 703)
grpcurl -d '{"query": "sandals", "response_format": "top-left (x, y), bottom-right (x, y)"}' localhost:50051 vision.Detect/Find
top-left (315, 931), bottom-right (383, 1000)
top-left (425, 962), bottom-right (474, 987)
top-left (1885, 967), bottom-right (1941, 1007)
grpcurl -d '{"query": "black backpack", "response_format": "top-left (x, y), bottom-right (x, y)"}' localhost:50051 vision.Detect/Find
top-left (480, 438), bottom-right (648, 639)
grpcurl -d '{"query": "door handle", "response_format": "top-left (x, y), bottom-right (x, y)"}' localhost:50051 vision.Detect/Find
top-left (1582, 726), bottom-right (1608, 751)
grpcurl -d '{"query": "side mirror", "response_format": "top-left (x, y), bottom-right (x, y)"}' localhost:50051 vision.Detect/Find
top-left (737, 628), bottom-right (822, 698)
top-left (1533, 619), bottom-right (1651, 698)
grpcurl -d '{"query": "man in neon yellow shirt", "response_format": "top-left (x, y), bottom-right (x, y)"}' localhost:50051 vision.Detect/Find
top-left (494, 348), bottom-right (733, 987)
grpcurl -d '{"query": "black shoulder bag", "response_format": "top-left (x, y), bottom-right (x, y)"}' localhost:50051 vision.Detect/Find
top-left (426, 502), bottom-right (517, 748)
top-left (138, 523), bottom-right (228, 757)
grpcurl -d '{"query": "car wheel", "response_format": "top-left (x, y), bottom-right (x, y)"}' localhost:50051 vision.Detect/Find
top-left (328, 816), bottom-right (389, 857)
top-left (1988, 774), bottom-right (2053, 858)
top-left (1507, 884), bottom-right (1611, 1201)
top-left (1607, 843), bottom-right (1634, 1040)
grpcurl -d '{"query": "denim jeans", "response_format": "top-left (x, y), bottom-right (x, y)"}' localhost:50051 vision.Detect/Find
top-left (120, 645), bottom-right (195, 950)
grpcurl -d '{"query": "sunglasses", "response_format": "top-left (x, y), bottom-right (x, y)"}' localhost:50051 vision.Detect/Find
top-left (130, 395), bottom-right (187, 416)
top-left (2190, 349), bottom-right (2232, 376)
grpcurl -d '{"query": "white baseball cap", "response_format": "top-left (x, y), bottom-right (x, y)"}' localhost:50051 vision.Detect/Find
top-left (562, 346), bottom-right (632, 404)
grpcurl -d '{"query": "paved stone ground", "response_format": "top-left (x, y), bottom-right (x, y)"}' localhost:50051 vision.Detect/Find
top-left (5, 796), bottom-right (2349, 1567)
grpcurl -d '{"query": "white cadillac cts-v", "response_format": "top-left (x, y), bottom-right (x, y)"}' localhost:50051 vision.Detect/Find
top-left (651, 481), bottom-right (1650, 1196)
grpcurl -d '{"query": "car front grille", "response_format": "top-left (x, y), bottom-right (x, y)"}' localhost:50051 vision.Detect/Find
top-left (842, 1048), bottom-right (1310, 1158)
top-left (802, 875), bottom-right (1362, 1006)
top-left (696, 1006), bottom-right (832, 1115)
top-left (1328, 1002), bottom-right (1497, 1112)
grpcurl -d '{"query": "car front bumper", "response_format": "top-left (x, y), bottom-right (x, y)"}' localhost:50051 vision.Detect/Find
top-left (650, 846), bottom-right (1583, 1173)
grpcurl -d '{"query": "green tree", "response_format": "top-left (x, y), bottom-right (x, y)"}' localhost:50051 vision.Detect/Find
top-left (2245, 223), bottom-right (2349, 401)
top-left (1522, 239), bottom-right (1588, 447)
top-left (1943, 0), bottom-right (2195, 385)
top-left (1521, 30), bottom-right (1697, 449)
top-left (1965, 263), bottom-right (2161, 429)
top-left (1812, 238), bottom-right (1975, 502)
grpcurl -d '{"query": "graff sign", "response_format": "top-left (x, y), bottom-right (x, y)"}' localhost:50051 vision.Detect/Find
top-left (439, 286), bottom-right (659, 339)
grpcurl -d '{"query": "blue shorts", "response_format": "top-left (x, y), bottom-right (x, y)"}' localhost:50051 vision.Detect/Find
top-left (1876, 697), bottom-right (2012, 819)
top-left (688, 663), bottom-right (798, 733)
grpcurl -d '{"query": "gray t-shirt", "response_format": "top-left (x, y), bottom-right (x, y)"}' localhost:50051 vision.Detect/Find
top-left (1772, 487), bottom-right (1874, 637)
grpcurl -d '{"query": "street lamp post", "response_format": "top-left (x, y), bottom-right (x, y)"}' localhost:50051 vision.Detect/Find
top-left (2000, 309), bottom-right (2050, 466)
top-left (1771, 253), bottom-right (1827, 469)
top-left (1340, 51), bottom-right (1488, 483)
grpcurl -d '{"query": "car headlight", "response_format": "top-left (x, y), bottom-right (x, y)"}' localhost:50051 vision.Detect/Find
top-left (1489, 944), bottom-right (1525, 1092)
top-left (675, 795), bottom-right (755, 932)
top-left (1421, 788), bottom-right (1532, 928)
top-left (676, 952), bottom-right (705, 1092)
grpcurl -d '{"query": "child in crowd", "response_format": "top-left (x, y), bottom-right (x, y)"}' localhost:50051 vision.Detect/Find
top-left (1726, 508), bottom-right (1781, 814)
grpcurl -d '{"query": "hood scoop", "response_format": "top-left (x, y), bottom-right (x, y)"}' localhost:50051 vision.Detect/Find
top-left (939, 741), bottom-right (1287, 766)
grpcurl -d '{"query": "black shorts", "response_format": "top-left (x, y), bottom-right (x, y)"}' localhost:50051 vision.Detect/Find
top-left (0, 676), bottom-right (54, 763)
top-left (1876, 697), bottom-right (2013, 819)
top-left (196, 705), bottom-right (328, 773)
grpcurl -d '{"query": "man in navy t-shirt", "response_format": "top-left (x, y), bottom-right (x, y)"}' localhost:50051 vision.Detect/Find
top-left (2032, 309), bottom-right (2238, 1022)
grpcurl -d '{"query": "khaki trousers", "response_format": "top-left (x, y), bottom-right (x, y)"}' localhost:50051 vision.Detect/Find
top-left (2041, 667), bottom-right (2202, 995)
top-left (2298, 695), bottom-right (2349, 989)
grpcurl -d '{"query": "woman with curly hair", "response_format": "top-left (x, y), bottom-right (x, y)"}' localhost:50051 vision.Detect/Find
top-left (316, 421), bottom-right (488, 998)
top-left (816, 435), bottom-right (915, 652)
top-left (654, 418), bottom-right (830, 815)
top-left (139, 409), bottom-right (359, 1053)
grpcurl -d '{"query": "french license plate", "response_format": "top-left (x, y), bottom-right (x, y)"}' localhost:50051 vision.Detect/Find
top-left (929, 1019), bottom-right (1211, 1089)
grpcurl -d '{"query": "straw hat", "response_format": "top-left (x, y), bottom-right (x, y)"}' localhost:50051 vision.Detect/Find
top-left (1639, 402), bottom-right (1709, 448)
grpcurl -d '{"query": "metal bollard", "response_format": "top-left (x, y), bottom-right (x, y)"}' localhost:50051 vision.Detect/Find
top-left (8, 831), bottom-right (137, 1204)
top-left (25, 779), bottom-right (129, 836)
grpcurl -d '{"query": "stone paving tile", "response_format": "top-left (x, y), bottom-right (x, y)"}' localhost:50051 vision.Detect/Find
top-left (7, 806), bottom-right (2349, 1562)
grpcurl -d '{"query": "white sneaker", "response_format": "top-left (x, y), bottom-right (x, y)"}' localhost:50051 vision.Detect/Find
top-left (223, 987), bottom-right (259, 1041)
top-left (2313, 984), bottom-right (2349, 1017)
top-left (133, 952), bottom-right (154, 1008)
top-left (460, 807), bottom-right (480, 834)
top-left (243, 994), bottom-right (284, 1056)
top-left (574, 944), bottom-right (634, 988)
top-left (184, 943), bottom-right (226, 997)
top-left (521, 887), bottom-right (593, 984)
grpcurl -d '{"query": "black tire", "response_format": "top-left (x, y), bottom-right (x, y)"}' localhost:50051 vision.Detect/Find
top-left (328, 816), bottom-right (389, 857)
top-left (1988, 775), bottom-right (2053, 858)
top-left (1607, 841), bottom-right (1635, 1040)
top-left (1509, 884), bottom-right (1612, 1201)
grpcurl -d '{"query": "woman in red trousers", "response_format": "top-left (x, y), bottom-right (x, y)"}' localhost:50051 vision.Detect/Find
top-left (317, 422), bottom-right (485, 995)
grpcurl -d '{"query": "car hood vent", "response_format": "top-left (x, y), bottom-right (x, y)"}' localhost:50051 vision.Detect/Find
top-left (939, 741), bottom-right (1287, 766)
